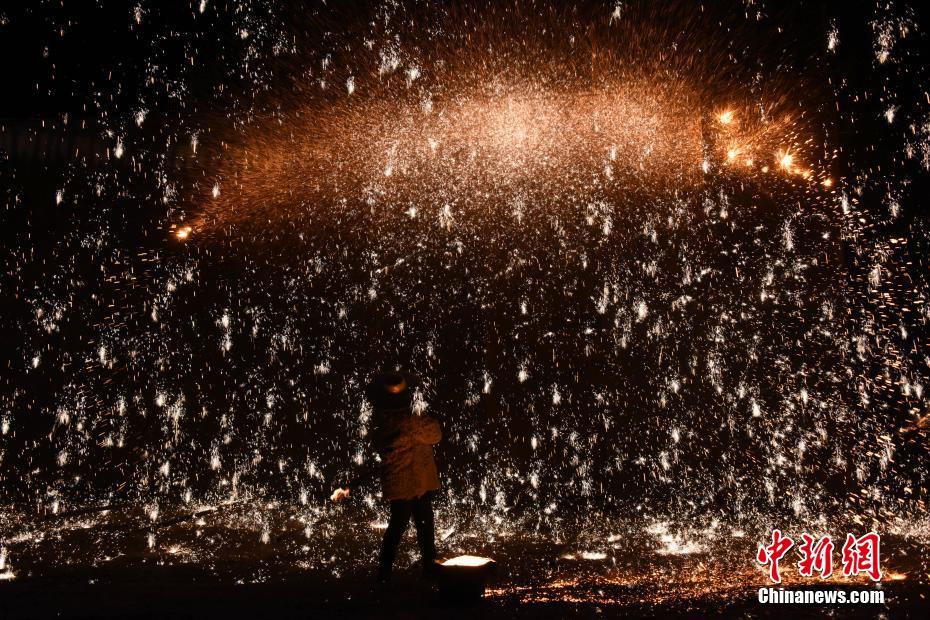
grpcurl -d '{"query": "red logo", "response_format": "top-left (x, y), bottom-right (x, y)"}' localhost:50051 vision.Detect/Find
top-left (757, 529), bottom-right (794, 583)
top-left (841, 533), bottom-right (882, 581)
top-left (797, 533), bottom-right (833, 578)
top-left (757, 531), bottom-right (881, 583)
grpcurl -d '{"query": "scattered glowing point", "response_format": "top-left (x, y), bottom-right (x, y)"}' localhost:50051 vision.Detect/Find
top-left (212, 183), bottom-right (221, 198)
top-left (726, 148), bottom-right (738, 162)
top-left (888, 572), bottom-right (907, 581)
top-left (718, 110), bottom-right (734, 125)
top-left (370, 521), bottom-right (389, 530)
top-left (822, 177), bottom-right (833, 188)
top-left (175, 226), bottom-right (193, 240)
top-left (744, 158), bottom-right (754, 167)
top-left (802, 170), bottom-right (812, 179)
top-left (580, 551), bottom-right (608, 560)
top-left (761, 165), bottom-right (770, 173)
top-left (442, 555), bottom-right (493, 567)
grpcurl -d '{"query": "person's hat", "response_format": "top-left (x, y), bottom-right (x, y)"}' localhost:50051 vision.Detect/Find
top-left (366, 371), bottom-right (420, 410)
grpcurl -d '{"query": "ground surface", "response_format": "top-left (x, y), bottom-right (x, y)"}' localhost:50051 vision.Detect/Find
top-left (1, 502), bottom-right (928, 618)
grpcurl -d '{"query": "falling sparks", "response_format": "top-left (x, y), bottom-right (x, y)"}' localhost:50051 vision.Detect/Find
top-left (2, 3), bottom-right (929, 612)
top-left (827, 26), bottom-right (840, 51)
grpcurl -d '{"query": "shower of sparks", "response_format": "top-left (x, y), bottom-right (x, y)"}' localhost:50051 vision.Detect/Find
top-left (1, 0), bottom-right (930, 611)
top-left (188, 83), bottom-right (708, 234)
top-left (186, 88), bottom-right (829, 236)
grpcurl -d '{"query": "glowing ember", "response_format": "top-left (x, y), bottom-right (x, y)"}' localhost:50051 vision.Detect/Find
top-left (778, 151), bottom-right (794, 170)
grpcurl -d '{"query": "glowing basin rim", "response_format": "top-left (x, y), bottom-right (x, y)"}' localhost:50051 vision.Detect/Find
top-left (442, 555), bottom-right (494, 567)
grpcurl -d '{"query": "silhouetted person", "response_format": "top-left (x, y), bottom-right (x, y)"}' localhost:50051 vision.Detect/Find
top-left (332, 371), bottom-right (442, 582)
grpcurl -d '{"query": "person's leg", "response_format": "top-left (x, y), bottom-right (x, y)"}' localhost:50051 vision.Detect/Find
top-left (411, 492), bottom-right (436, 569)
top-left (379, 499), bottom-right (413, 579)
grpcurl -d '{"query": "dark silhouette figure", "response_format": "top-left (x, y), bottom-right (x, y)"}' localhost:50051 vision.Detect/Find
top-left (332, 371), bottom-right (442, 581)
top-left (379, 492), bottom-right (436, 579)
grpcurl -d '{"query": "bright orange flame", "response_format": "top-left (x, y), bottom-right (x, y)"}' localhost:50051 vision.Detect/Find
top-left (442, 555), bottom-right (493, 567)
top-left (778, 152), bottom-right (794, 170)
top-left (822, 177), bottom-right (833, 187)
top-left (718, 110), bottom-right (734, 125)
top-left (175, 226), bottom-right (192, 240)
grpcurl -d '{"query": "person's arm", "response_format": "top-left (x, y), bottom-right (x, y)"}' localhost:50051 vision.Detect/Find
top-left (370, 414), bottom-right (439, 454)
top-left (412, 415), bottom-right (442, 445)
top-left (373, 419), bottom-right (411, 454)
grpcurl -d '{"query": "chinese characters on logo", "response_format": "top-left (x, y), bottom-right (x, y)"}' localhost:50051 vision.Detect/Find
top-left (757, 531), bottom-right (882, 583)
